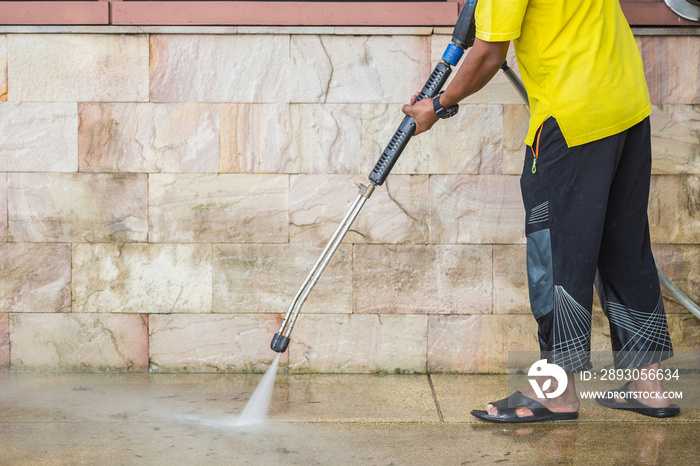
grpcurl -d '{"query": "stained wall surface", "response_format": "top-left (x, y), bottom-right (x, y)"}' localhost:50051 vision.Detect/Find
top-left (0, 28), bottom-right (698, 373)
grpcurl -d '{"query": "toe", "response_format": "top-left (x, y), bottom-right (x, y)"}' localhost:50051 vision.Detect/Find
top-left (486, 403), bottom-right (499, 416)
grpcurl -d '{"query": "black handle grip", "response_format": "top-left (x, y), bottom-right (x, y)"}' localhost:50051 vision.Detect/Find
top-left (368, 62), bottom-right (453, 186)
top-left (368, 1), bottom-right (478, 187)
top-left (451, 0), bottom-right (478, 49)
top-left (369, 116), bottom-right (417, 186)
top-left (416, 61), bottom-right (453, 103)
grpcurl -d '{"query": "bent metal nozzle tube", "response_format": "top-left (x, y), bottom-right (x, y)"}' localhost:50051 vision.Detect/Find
top-left (501, 61), bottom-right (529, 105)
top-left (271, 183), bottom-right (375, 353)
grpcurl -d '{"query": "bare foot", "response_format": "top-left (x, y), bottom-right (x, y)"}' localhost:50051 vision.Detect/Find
top-left (613, 363), bottom-right (671, 409)
top-left (486, 374), bottom-right (580, 418)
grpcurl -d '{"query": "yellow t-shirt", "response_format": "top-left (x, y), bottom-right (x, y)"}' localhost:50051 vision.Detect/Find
top-left (475, 0), bottom-right (652, 147)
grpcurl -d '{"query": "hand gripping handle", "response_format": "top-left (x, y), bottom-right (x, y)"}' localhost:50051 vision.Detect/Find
top-left (368, 62), bottom-right (452, 186)
top-left (367, 0), bottom-right (479, 187)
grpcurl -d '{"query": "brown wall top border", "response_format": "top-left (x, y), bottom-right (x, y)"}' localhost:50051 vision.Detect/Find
top-left (0, 0), bottom-right (697, 27)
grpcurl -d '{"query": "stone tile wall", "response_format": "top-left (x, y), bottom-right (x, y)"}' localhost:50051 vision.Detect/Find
top-left (0, 29), bottom-right (698, 373)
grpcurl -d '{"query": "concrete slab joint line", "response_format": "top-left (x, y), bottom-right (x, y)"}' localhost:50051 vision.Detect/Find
top-left (427, 373), bottom-right (445, 422)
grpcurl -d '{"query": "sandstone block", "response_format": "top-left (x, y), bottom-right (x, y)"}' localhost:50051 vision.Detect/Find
top-left (72, 243), bottom-right (212, 314)
top-left (493, 244), bottom-right (530, 315)
top-left (337, 27), bottom-right (432, 36)
top-left (0, 35), bottom-right (6, 101)
top-left (0, 174), bottom-right (6, 242)
top-left (353, 244), bottom-right (492, 314)
top-left (427, 315), bottom-right (539, 373)
top-left (238, 26), bottom-right (334, 35)
top-left (150, 34), bottom-right (289, 102)
top-left (502, 104), bottom-right (529, 175)
top-left (290, 174), bottom-right (429, 244)
top-left (591, 311), bottom-right (614, 353)
top-left (361, 104), bottom-right (502, 175)
top-left (666, 313), bottom-right (700, 352)
top-left (650, 104), bottom-right (700, 175)
top-left (290, 103), bottom-right (362, 173)
top-left (430, 175), bottom-right (525, 244)
top-left (0, 243), bottom-right (71, 313)
top-left (7, 34), bottom-right (148, 102)
top-left (648, 175), bottom-right (700, 244)
top-left (0, 103), bottom-right (77, 172)
top-left (0, 313), bottom-right (8, 370)
top-left (149, 174), bottom-right (288, 243)
top-left (289, 314), bottom-right (428, 373)
top-left (78, 103), bottom-right (219, 173)
top-left (10, 313), bottom-right (148, 372)
top-left (149, 314), bottom-right (285, 372)
top-left (220, 103), bottom-right (293, 173)
top-left (640, 36), bottom-right (700, 105)
top-left (223, 103), bottom-right (363, 174)
top-left (8, 173), bottom-right (148, 243)
top-left (652, 244), bottom-right (700, 314)
top-left (290, 35), bottom-right (429, 103)
top-left (213, 243), bottom-right (352, 314)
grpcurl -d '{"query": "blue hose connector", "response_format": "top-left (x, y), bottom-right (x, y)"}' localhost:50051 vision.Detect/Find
top-left (442, 43), bottom-right (465, 66)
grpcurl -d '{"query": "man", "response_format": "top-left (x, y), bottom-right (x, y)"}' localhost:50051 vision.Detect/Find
top-left (403, 0), bottom-right (679, 422)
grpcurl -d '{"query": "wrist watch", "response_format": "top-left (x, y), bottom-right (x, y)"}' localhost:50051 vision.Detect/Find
top-left (432, 91), bottom-right (459, 119)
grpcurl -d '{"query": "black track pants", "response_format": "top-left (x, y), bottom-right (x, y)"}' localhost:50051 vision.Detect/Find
top-left (520, 117), bottom-right (673, 372)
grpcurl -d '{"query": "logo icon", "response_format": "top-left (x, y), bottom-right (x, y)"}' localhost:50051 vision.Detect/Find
top-left (528, 359), bottom-right (567, 399)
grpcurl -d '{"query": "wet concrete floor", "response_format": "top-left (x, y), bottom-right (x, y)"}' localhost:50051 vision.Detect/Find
top-left (1, 372), bottom-right (698, 465)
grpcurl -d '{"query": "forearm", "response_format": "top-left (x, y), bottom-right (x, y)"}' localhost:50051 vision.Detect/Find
top-left (440, 39), bottom-right (510, 109)
top-left (401, 39), bottom-right (510, 135)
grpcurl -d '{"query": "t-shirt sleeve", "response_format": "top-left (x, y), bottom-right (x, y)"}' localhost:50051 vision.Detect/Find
top-left (475, 0), bottom-right (529, 42)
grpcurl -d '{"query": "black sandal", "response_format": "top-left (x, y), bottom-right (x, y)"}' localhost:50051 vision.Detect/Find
top-left (594, 381), bottom-right (680, 418)
top-left (471, 391), bottom-right (579, 423)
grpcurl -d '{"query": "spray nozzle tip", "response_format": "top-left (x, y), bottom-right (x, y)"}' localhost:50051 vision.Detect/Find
top-left (270, 333), bottom-right (290, 353)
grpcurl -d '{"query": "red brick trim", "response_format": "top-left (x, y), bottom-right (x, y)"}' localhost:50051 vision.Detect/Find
top-left (0, 2), bottom-right (109, 25)
top-left (621, 1), bottom-right (697, 26)
top-left (0, 0), bottom-right (696, 27)
top-left (111, 2), bottom-right (458, 27)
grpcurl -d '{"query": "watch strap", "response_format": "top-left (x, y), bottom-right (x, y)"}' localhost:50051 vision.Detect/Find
top-left (432, 92), bottom-right (459, 119)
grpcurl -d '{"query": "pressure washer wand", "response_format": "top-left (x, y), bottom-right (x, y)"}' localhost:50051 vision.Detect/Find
top-left (270, 0), bottom-right (480, 353)
top-left (501, 61), bottom-right (528, 105)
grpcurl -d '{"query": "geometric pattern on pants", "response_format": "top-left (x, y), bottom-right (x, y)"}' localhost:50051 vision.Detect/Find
top-left (521, 116), bottom-right (673, 372)
top-left (549, 286), bottom-right (592, 372)
top-left (606, 295), bottom-right (673, 368)
top-left (527, 201), bottom-right (549, 225)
